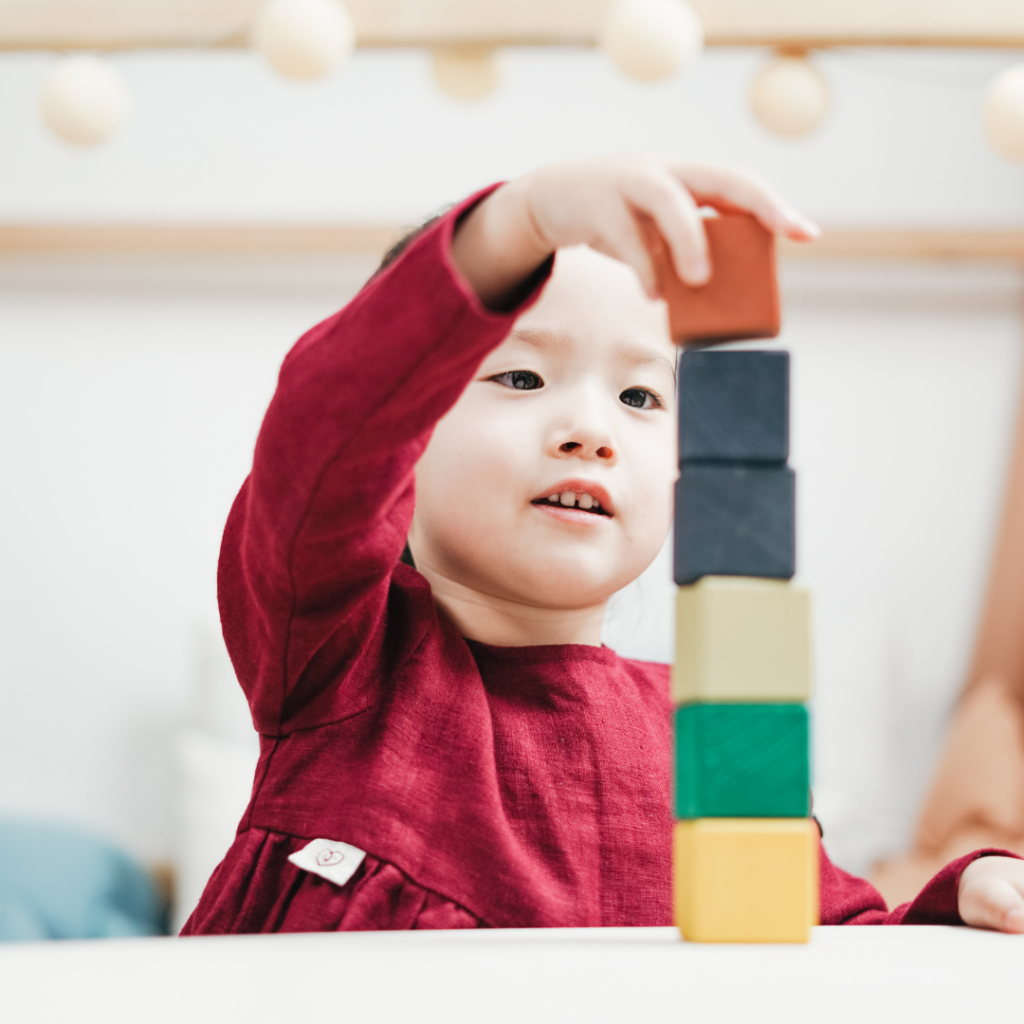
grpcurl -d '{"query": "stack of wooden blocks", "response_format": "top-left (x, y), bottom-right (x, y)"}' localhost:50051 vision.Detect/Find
top-left (671, 347), bottom-right (818, 943)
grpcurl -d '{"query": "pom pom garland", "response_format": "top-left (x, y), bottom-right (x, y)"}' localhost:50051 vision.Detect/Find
top-left (30, 25), bottom-right (1016, 159)
top-left (600, 0), bottom-right (704, 82)
top-left (252, 0), bottom-right (355, 81)
top-left (431, 47), bottom-right (504, 102)
top-left (750, 57), bottom-right (829, 138)
top-left (40, 55), bottom-right (130, 146)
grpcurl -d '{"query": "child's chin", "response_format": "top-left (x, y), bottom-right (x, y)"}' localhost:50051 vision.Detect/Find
top-left (513, 557), bottom-right (621, 606)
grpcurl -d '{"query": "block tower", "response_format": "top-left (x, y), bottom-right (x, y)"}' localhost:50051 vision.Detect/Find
top-left (663, 216), bottom-right (819, 943)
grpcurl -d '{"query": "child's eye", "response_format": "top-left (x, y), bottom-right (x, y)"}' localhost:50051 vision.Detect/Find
top-left (620, 387), bottom-right (662, 410)
top-left (490, 370), bottom-right (544, 391)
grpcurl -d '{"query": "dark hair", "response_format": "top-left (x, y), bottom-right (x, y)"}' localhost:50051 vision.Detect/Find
top-left (374, 206), bottom-right (453, 280)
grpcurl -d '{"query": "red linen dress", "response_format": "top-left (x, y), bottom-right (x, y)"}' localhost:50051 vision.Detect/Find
top-left (181, 189), bottom-right (1000, 935)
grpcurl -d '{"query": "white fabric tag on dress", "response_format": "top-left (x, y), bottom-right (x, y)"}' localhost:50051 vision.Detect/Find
top-left (288, 837), bottom-right (367, 888)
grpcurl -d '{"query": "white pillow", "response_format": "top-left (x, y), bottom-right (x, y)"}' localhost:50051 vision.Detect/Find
top-left (172, 728), bottom-right (259, 933)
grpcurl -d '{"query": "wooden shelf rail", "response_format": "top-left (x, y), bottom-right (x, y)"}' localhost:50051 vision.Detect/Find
top-left (5, 0), bottom-right (1024, 52)
top-left (4, 225), bottom-right (1024, 261)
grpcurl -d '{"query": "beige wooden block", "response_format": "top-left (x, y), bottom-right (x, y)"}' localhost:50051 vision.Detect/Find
top-left (672, 576), bottom-right (811, 703)
top-left (673, 818), bottom-right (819, 943)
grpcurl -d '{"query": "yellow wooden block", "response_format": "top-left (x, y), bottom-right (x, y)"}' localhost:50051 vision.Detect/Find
top-left (672, 576), bottom-right (812, 703)
top-left (673, 819), bottom-right (819, 943)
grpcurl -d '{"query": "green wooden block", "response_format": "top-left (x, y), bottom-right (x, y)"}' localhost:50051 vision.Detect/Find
top-left (673, 704), bottom-right (809, 819)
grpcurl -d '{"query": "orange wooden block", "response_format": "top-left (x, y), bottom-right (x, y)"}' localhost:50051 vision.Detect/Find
top-left (653, 213), bottom-right (780, 347)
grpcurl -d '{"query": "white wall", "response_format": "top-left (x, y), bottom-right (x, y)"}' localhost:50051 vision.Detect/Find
top-left (1, 45), bottom-right (1023, 884)
top-left (2, 47), bottom-right (1024, 226)
top-left (0, 255), bottom-right (375, 864)
top-left (783, 262), bottom-right (1022, 871)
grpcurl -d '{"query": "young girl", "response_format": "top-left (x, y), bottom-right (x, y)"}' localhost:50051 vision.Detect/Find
top-left (182, 156), bottom-right (1024, 934)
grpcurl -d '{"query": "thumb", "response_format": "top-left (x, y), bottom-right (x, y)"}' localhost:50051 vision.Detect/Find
top-left (960, 875), bottom-right (1024, 933)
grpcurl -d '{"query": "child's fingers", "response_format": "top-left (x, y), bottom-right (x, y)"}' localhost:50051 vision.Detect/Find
top-left (591, 203), bottom-right (660, 298)
top-left (960, 873), bottom-right (1024, 933)
top-left (620, 171), bottom-right (709, 286)
top-left (670, 161), bottom-right (821, 242)
top-left (672, 161), bottom-right (798, 233)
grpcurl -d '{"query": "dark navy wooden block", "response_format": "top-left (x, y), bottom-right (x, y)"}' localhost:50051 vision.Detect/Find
top-left (674, 464), bottom-right (795, 584)
top-left (673, 703), bottom-right (809, 819)
top-left (678, 350), bottom-right (789, 463)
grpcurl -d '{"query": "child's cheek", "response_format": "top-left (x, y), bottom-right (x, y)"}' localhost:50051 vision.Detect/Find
top-left (416, 403), bottom-right (531, 546)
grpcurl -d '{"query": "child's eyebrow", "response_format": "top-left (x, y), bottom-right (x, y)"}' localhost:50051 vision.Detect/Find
top-left (504, 327), bottom-right (571, 352)
top-left (613, 342), bottom-right (676, 380)
top-left (506, 328), bottom-right (676, 380)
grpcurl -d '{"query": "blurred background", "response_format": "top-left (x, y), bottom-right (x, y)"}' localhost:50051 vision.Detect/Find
top-left (3, 0), bottom-right (1024, 936)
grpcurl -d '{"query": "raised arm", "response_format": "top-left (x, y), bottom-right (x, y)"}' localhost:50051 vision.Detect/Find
top-left (221, 159), bottom-right (815, 735)
top-left (220, 188), bottom-right (551, 734)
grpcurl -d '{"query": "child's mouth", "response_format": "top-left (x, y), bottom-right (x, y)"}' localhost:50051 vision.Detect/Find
top-left (531, 491), bottom-right (613, 517)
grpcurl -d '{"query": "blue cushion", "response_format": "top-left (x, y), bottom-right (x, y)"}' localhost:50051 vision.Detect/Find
top-left (0, 820), bottom-right (163, 941)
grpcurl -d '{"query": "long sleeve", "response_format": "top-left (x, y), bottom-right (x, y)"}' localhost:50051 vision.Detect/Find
top-left (821, 844), bottom-right (1019, 926)
top-left (218, 187), bottom-right (552, 735)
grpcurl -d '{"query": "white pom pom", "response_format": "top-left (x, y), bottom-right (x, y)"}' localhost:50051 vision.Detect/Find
top-left (750, 57), bottom-right (829, 138)
top-left (984, 65), bottom-right (1024, 162)
top-left (40, 55), bottom-right (129, 147)
top-left (253, 0), bottom-right (355, 81)
top-left (431, 47), bottom-right (504, 103)
top-left (600, 0), bottom-right (704, 82)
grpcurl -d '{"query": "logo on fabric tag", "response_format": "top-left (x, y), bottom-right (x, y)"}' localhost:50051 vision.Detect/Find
top-left (288, 837), bottom-right (366, 888)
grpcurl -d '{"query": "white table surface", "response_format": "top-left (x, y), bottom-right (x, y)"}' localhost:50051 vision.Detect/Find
top-left (1, 925), bottom-right (1021, 1023)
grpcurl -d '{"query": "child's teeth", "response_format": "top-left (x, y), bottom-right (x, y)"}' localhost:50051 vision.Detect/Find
top-left (545, 491), bottom-right (603, 510)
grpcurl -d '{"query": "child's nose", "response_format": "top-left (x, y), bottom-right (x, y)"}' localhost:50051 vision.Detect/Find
top-left (558, 440), bottom-right (615, 461)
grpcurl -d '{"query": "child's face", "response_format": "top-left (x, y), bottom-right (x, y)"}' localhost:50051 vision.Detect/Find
top-left (409, 246), bottom-right (677, 617)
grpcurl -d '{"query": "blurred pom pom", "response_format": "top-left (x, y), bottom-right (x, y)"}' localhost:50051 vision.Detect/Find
top-left (750, 57), bottom-right (829, 138)
top-left (431, 46), bottom-right (504, 102)
top-left (253, 0), bottom-right (355, 81)
top-left (40, 55), bottom-right (129, 147)
top-left (600, 0), bottom-right (704, 82)
top-left (985, 65), bottom-right (1024, 162)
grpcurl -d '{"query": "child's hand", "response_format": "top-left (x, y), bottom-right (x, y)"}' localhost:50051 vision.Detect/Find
top-left (451, 155), bottom-right (819, 308)
top-left (958, 856), bottom-right (1024, 932)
